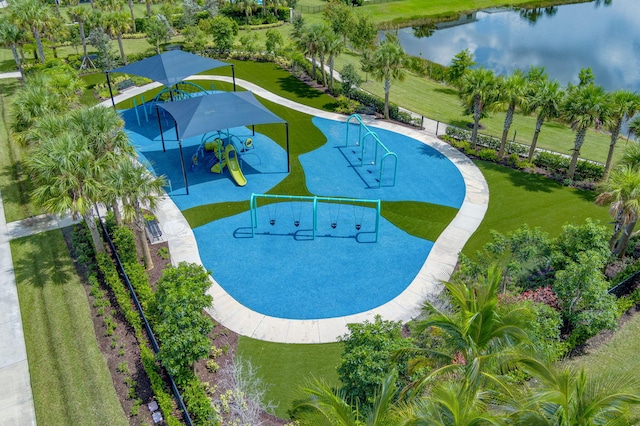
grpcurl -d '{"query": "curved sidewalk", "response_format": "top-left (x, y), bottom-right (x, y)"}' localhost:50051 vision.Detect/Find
top-left (147, 76), bottom-right (489, 343)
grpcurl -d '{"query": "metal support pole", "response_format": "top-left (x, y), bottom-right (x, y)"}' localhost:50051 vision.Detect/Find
top-left (157, 106), bottom-right (166, 152)
top-left (286, 123), bottom-right (290, 173)
top-left (231, 65), bottom-right (237, 91)
top-left (106, 71), bottom-right (115, 109)
top-left (178, 140), bottom-right (189, 195)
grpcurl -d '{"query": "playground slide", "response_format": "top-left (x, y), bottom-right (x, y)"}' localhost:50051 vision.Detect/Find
top-left (225, 144), bottom-right (247, 187)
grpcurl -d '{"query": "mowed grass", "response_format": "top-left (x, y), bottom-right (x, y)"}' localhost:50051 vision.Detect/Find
top-left (565, 311), bottom-right (640, 417)
top-left (11, 230), bottom-right (128, 426)
top-left (0, 79), bottom-right (39, 222)
top-left (462, 160), bottom-right (611, 255)
top-left (237, 337), bottom-right (343, 419)
top-left (329, 52), bottom-right (617, 165)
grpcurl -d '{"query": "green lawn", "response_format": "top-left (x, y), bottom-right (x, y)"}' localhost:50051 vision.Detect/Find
top-left (11, 230), bottom-right (128, 426)
top-left (0, 79), bottom-right (39, 222)
top-left (462, 161), bottom-right (610, 255)
top-left (566, 311), bottom-right (640, 413)
top-left (237, 338), bottom-right (343, 419)
top-left (299, 0), bottom-right (588, 27)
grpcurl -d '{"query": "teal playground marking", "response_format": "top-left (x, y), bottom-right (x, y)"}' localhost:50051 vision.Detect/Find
top-left (250, 193), bottom-right (381, 242)
top-left (346, 114), bottom-right (398, 188)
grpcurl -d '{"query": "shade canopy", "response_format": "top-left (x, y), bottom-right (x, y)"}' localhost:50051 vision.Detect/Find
top-left (108, 50), bottom-right (231, 87)
top-left (157, 91), bottom-right (287, 140)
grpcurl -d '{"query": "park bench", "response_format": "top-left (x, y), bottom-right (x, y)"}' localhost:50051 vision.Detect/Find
top-left (116, 79), bottom-right (135, 92)
top-left (145, 219), bottom-right (163, 243)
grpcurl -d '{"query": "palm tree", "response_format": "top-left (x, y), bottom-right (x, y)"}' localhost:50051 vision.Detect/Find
top-left (292, 373), bottom-right (398, 426)
top-left (628, 116), bottom-right (640, 141)
top-left (514, 358), bottom-right (640, 425)
top-left (371, 32), bottom-right (407, 120)
top-left (103, 11), bottom-right (131, 64)
top-left (561, 83), bottom-right (610, 180)
top-left (459, 68), bottom-right (498, 149)
top-left (240, 0), bottom-right (255, 25)
top-left (595, 165), bottom-right (640, 256)
top-left (496, 70), bottom-right (527, 158)
top-left (106, 158), bottom-right (167, 269)
top-left (0, 17), bottom-right (25, 79)
top-left (325, 30), bottom-right (344, 93)
top-left (316, 24), bottom-right (331, 88)
top-left (408, 265), bottom-right (530, 391)
top-left (603, 89), bottom-right (640, 178)
top-left (10, 0), bottom-right (53, 64)
top-left (27, 132), bottom-right (108, 253)
top-left (10, 76), bottom-right (66, 138)
top-left (68, 6), bottom-right (91, 64)
top-left (67, 106), bottom-right (133, 225)
top-left (522, 78), bottom-right (564, 161)
top-left (394, 381), bottom-right (506, 426)
top-left (301, 23), bottom-right (325, 83)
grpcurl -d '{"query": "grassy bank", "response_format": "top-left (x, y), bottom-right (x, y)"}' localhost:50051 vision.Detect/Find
top-left (11, 230), bottom-right (128, 426)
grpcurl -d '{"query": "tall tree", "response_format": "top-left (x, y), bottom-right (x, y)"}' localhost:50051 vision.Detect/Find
top-left (446, 48), bottom-right (474, 89)
top-left (603, 89), bottom-right (640, 178)
top-left (68, 6), bottom-right (91, 65)
top-left (459, 68), bottom-right (498, 148)
top-left (349, 11), bottom-right (377, 55)
top-left (301, 22), bottom-right (325, 83)
top-left (10, 0), bottom-right (53, 64)
top-left (371, 32), bottom-right (407, 120)
top-left (67, 106), bottom-right (133, 224)
top-left (561, 83), bottom-right (610, 180)
top-left (0, 17), bottom-right (25, 79)
top-left (596, 165), bottom-right (640, 256)
top-left (103, 11), bottom-right (131, 64)
top-left (106, 158), bottom-right (166, 269)
top-left (325, 30), bottom-right (344, 92)
top-left (323, 0), bottom-right (353, 44)
top-left (27, 132), bottom-right (108, 253)
top-left (628, 116), bottom-right (640, 141)
top-left (496, 70), bottom-right (527, 158)
top-left (522, 77), bottom-right (564, 161)
top-left (145, 14), bottom-right (174, 54)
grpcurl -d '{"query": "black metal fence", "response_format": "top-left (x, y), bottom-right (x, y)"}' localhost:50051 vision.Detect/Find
top-left (98, 219), bottom-right (194, 426)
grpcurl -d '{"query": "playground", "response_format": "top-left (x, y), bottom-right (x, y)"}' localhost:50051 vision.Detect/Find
top-left (124, 95), bottom-right (469, 321)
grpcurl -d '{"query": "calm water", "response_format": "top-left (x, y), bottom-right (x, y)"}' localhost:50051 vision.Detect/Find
top-left (393, 0), bottom-right (640, 92)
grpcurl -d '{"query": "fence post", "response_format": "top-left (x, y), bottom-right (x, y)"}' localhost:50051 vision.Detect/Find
top-left (436, 121), bottom-right (439, 135)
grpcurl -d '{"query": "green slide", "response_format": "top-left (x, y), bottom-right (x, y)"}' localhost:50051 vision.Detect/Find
top-left (225, 143), bottom-right (247, 187)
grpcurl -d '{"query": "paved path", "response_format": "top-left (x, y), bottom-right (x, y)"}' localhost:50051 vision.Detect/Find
top-left (0, 74), bottom-right (488, 423)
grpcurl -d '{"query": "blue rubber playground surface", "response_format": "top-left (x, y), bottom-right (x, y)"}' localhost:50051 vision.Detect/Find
top-left (125, 108), bottom-right (466, 320)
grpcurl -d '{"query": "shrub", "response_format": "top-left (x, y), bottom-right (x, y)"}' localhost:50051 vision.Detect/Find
top-left (111, 226), bottom-right (138, 264)
top-left (334, 95), bottom-right (359, 115)
top-left (478, 148), bottom-right (498, 161)
top-left (337, 315), bottom-right (409, 407)
top-left (182, 378), bottom-right (218, 425)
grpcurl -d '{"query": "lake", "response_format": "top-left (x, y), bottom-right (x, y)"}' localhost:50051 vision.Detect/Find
top-left (392, 0), bottom-right (640, 92)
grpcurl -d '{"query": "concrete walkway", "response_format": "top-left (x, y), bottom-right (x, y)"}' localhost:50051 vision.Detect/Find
top-left (0, 74), bottom-right (488, 424)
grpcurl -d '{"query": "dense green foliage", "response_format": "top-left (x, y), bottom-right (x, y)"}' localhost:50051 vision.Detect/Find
top-left (153, 262), bottom-right (214, 384)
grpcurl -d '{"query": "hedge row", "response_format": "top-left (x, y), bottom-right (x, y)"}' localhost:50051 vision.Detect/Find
top-left (444, 126), bottom-right (605, 181)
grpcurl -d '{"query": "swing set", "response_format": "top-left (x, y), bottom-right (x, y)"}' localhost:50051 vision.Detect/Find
top-left (345, 114), bottom-right (398, 188)
top-left (249, 193), bottom-right (381, 242)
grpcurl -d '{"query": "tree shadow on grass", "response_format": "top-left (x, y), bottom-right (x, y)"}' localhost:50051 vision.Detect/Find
top-left (12, 229), bottom-right (75, 289)
top-left (434, 86), bottom-right (458, 96)
top-left (277, 75), bottom-right (324, 100)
